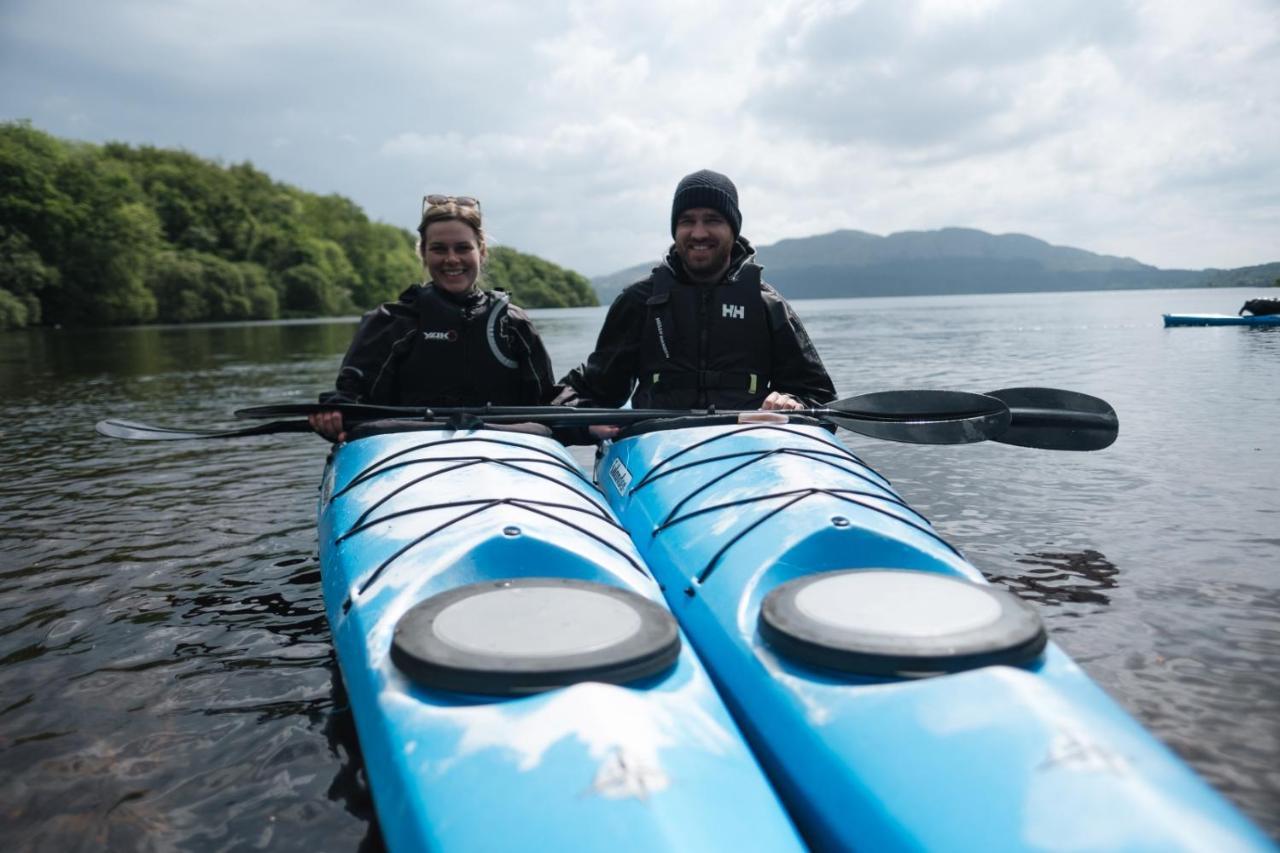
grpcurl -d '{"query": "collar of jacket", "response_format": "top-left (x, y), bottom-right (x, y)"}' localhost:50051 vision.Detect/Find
top-left (399, 282), bottom-right (493, 321)
top-left (405, 282), bottom-right (490, 306)
top-left (662, 236), bottom-right (757, 285)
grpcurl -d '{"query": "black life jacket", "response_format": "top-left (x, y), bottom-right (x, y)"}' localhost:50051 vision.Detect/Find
top-left (1241, 298), bottom-right (1280, 317)
top-left (395, 286), bottom-right (525, 406)
top-left (634, 262), bottom-right (772, 409)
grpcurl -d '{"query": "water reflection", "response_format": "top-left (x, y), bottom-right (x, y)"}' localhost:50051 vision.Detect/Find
top-left (1, 319), bottom-right (359, 379)
top-left (324, 667), bottom-right (385, 853)
top-left (988, 548), bottom-right (1121, 610)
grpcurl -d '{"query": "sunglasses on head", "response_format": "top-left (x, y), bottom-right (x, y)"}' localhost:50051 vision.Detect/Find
top-left (423, 194), bottom-right (481, 214)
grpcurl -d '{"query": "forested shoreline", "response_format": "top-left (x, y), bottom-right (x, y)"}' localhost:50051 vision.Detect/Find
top-left (0, 122), bottom-right (596, 330)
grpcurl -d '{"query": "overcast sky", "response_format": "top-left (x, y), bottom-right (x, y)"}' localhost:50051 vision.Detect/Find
top-left (3, 0), bottom-right (1277, 277)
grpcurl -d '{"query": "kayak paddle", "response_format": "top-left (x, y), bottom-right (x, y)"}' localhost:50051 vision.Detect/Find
top-left (95, 418), bottom-right (314, 441)
top-left (99, 387), bottom-right (1119, 451)
top-left (986, 387), bottom-right (1118, 451)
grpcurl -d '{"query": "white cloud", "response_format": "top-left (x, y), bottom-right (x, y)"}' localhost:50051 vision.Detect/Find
top-left (1, 0), bottom-right (1277, 274)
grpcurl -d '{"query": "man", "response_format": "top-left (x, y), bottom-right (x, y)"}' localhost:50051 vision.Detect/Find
top-left (556, 169), bottom-right (835, 435)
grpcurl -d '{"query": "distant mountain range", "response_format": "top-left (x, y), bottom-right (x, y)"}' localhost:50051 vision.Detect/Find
top-left (591, 227), bottom-right (1280, 303)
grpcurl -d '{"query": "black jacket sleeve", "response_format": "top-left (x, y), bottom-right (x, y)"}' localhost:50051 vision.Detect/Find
top-left (504, 305), bottom-right (558, 405)
top-left (558, 282), bottom-right (651, 407)
top-left (762, 284), bottom-right (837, 407)
top-left (320, 302), bottom-right (419, 405)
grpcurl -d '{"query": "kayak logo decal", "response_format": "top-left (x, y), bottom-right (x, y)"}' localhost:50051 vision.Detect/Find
top-left (593, 747), bottom-right (669, 800)
top-left (608, 459), bottom-right (632, 495)
top-left (722, 304), bottom-right (745, 320)
top-left (422, 329), bottom-right (459, 342)
top-left (1039, 731), bottom-right (1130, 775)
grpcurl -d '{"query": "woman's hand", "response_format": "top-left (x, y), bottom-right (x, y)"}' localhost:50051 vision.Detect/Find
top-left (308, 410), bottom-right (347, 443)
top-left (761, 392), bottom-right (804, 411)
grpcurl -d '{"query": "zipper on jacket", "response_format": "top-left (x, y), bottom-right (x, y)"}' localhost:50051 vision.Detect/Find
top-left (698, 285), bottom-right (712, 408)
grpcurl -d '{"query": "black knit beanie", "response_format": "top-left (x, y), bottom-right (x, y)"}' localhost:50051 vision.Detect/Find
top-left (670, 170), bottom-right (741, 237)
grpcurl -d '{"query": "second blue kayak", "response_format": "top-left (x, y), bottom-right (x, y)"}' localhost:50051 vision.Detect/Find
top-left (599, 418), bottom-right (1274, 851)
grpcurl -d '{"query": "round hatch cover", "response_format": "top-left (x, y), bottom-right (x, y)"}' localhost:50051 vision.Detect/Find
top-left (392, 578), bottom-right (681, 695)
top-left (759, 568), bottom-right (1046, 678)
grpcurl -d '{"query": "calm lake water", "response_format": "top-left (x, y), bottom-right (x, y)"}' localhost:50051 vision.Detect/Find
top-left (1, 287), bottom-right (1277, 849)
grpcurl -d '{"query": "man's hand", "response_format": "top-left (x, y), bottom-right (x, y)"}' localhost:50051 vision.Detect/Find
top-left (552, 385), bottom-right (619, 441)
top-left (491, 422), bottom-right (554, 437)
top-left (308, 410), bottom-right (346, 443)
top-left (761, 391), bottom-right (804, 411)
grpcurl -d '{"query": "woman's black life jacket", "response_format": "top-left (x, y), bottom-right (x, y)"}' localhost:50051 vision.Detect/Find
top-left (396, 286), bottom-right (524, 406)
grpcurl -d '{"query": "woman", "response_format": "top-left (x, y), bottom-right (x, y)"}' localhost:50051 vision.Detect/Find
top-left (309, 195), bottom-right (557, 442)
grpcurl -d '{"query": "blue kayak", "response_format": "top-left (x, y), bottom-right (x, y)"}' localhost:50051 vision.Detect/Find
top-left (1164, 313), bottom-right (1280, 327)
top-left (318, 427), bottom-right (804, 851)
top-left (599, 419), bottom-right (1274, 851)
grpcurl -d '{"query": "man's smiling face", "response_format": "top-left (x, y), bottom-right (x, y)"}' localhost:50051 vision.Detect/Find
top-left (674, 207), bottom-right (734, 283)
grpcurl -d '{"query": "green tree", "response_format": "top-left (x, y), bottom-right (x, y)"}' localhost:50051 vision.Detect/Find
top-left (0, 230), bottom-right (57, 327)
top-left (0, 122), bottom-right (597, 327)
top-left (485, 246), bottom-right (597, 308)
top-left (46, 151), bottom-right (161, 324)
top-left (147, 250), bottom-right (277, 322)
top-left (281, 264), bottom-right (340, 314)
top-left (0, 289), bottom-right (30, 329)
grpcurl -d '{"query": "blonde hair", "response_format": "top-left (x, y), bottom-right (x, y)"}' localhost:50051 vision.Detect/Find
top-left (416, 201), bottom-right (486, 265)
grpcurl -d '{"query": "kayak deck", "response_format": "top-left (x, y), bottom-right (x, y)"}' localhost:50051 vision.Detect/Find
top-left (319, 428), bottom-right (803, 851)
top-left (599, 421), bottom-right (1274, 851)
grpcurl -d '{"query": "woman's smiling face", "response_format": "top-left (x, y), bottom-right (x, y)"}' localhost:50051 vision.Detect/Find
top-left (422, 219), bottom-right (485, 294)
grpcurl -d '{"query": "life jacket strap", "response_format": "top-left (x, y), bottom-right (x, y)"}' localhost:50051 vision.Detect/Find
top-left (649, 370), bottom-right (762, 392)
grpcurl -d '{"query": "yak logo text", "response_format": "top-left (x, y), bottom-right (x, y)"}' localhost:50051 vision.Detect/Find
top-left (422, 330), bottom-right (459, 342)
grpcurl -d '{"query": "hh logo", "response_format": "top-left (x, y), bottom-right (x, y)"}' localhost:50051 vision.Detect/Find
top-left (422, 330), bottom-right (459, 342)
top-left (722, 304), bottom-right (745, 320)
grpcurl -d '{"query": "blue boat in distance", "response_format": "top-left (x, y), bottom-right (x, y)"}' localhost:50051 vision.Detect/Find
top-left (1164, 313), bottom-right (1280, 326)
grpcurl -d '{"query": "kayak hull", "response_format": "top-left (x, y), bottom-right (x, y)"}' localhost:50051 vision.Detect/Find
top-left (599, 422), bottom-right (1274, 851)
top-left (319, 428), bottom-right (803, 851)
top-left (1163, 313), bottom-right (1280, 326)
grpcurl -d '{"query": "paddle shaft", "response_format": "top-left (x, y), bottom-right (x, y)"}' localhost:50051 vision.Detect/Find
top-left (235, 389), bottom-right (1008, 426)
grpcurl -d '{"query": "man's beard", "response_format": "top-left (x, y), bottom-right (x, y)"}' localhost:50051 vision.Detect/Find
top-left (678, 241), bottom-right (732, 281)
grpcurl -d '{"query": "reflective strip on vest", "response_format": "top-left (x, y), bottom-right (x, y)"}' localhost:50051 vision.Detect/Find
top-left (486, 292), bottom-right (518, 369)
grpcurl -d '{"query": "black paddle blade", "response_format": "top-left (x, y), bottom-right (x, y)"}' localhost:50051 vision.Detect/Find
top-left (828, 407), bottom-right (1012, 444)
top-left (824, 390), bottom-right (1012, 444)
top-left (985, 388), bottom-right (1118, 451)
top-left (96, 419), bottom-right (314, 441)
top-left (831, 389), bottom-right (1010, 421)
